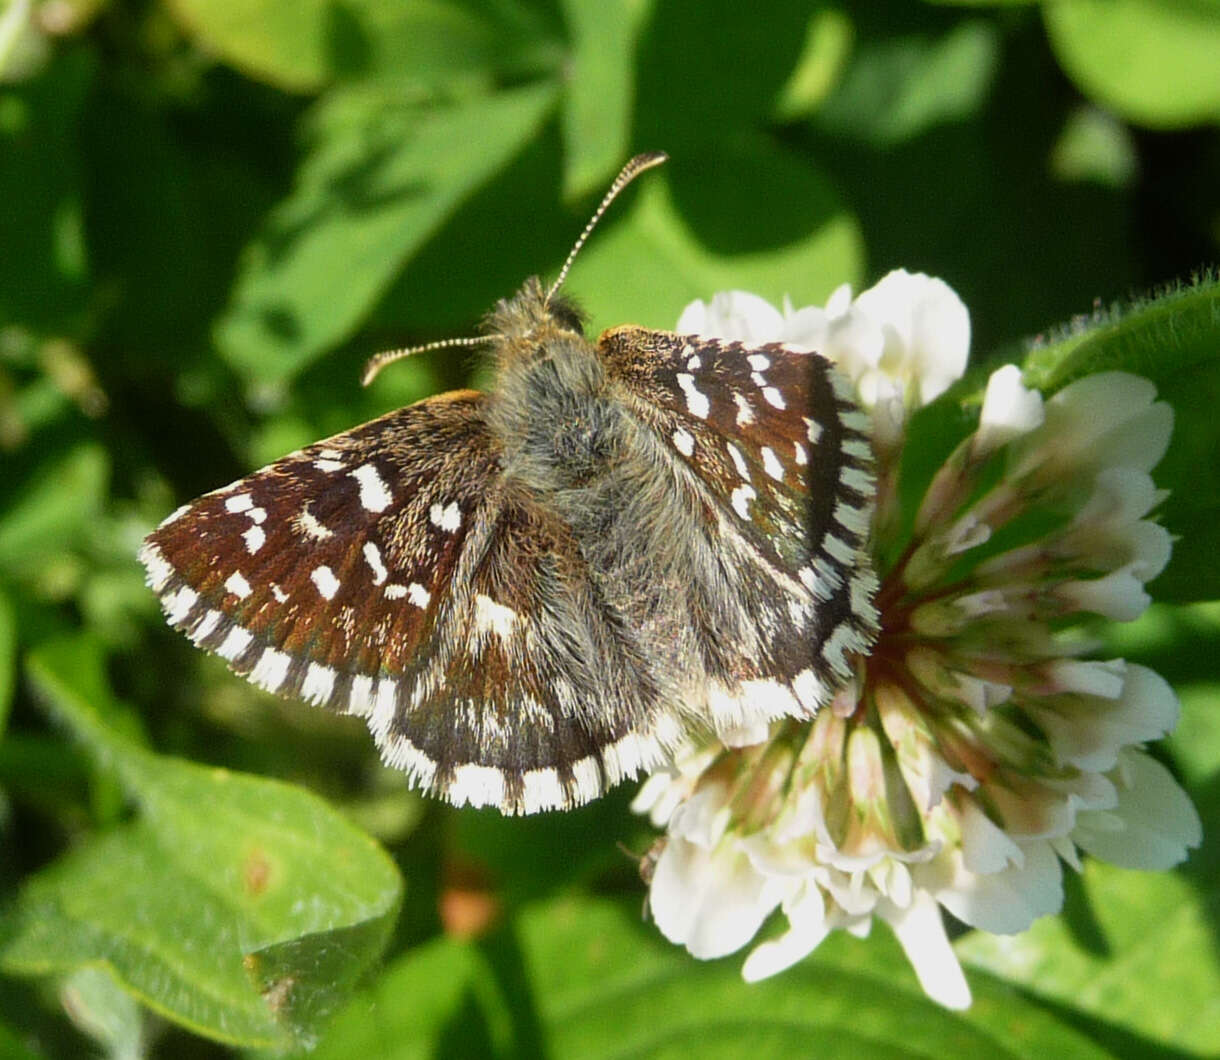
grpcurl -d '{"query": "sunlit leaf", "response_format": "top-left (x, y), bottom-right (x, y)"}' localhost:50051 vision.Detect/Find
top-left (1, 635), bottom-right (403, 1048)
top-left (215, 81), bottom-right (559, 383)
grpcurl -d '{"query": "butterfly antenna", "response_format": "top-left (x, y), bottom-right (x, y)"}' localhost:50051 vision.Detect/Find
top-left (361, 335), bottom-right (489, 387)
top-left (546, 151), bottom-right (668, 304)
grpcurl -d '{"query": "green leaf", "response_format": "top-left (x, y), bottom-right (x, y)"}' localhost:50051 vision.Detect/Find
top-left (2, 635), bottom-right (403, 1049)
top-left (558, 0), bottom-right (640, 200)
top-left (959, 859), bottom-right (1220, 1057)
top-left (566, 139), bottom-right (863, 334)
top-left (1044, 0), bottom-right (1220, 129)
top-left (1020, 278), bottom-right (1220, 602)
top-left (307, 897), bottom-right (1112, 1059)
top-left (214, 81), bottom-right (560, 383)
top-left (0, 444), bottom-right (108, 573)
top-left (813, 19), bottom-right (1002, 147)
top-left (165, 0), bottom-right (558, 93)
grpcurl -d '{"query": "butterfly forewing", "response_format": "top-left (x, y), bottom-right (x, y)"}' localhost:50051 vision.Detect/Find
top-left (142, 391), bottom-right (684, 813)
top-left (599, 326), bottom-right (878, 717)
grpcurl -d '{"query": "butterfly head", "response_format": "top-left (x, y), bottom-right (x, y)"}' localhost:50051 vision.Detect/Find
top-left (483, 275), bottom-right (588, 372)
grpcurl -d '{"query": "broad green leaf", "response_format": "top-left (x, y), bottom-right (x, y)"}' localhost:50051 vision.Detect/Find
top-left (0, 444), bottom-right (107, 572)
top-left (165, 0), bottom-right (558, 93)
top-left (2, 635), bottom-right (403, 1048)
top-left (1045, 0), bottom-right (1220, 129)
top-left (307, 897), bottom-right (1112, 1059)
top-left (567, 139), bottom-right (863, 335)
top-left (959, 859), bottom-right (1220, 1056)
top-left (559, 0), bottom-right (639, 200)
top-left (1021, 278), bottom-right (1220, 602)
top-left (814, 20), bottom-right (1001, 147)
top-left (214, 81), bottom-right (559, 383)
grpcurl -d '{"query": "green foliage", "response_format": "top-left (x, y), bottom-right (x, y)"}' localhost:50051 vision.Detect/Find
top-left (1, 0), bottom-right (1219, 1056)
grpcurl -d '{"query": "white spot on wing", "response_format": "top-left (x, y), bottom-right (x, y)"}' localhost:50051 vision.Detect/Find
top-left (363, 542), bottom-right (388, 585)
top-left (165, 586), bottom-right (198, 625)
top-left (794, 441), bottom-right (808, 466)
top-left (140, 542), bottom-right (173, 591)
top-left (189, 609), bottom-right (222, 644)
top-left (243, 525), bottom-right (265, 553)
top-left (822, 533), bottom-right (857, 565)
top-left (295, 507), bottom-right (334, 540)
top-left (685, 354), bottom-right (702, 371)
top-left (822, 621), bottom-right (856, 674)
top-left (747, 353), bottom-right (770, 371)
top-left (760, 446), bottom-right (784, 481)
top-left (250, 648), bottom-right (291, 693)
top-left (803, 416), bottom-right (823, 444)
top-left (302, 662), bottom-right (336, 705)
top-left (371, 677), bottom-right (399, 736)
top-left (348, 674), bottom-right (374, 717)
top-left (676, 373), bottom-right (710, 419)
top-left (429, 502), bottom-right (461, 532)
top-left (761, 385), bottom-right (786, 409)
top-left (217, 625), bottom-right (252, 661)
top-left (841, 465), bottom-right (874, 494)
top-left (730, 483), bottom-right (756, 519)
top-left (225, 493), bottom-right (253, 514)
top-left (450, 764), bottom-right (507, 809)
top-left (474, 593), bottom-right (517, 640)
top-left (672, 427), bottom-right (695, 457)
top-left (408, 583), bottom-right (430, 608)
top-left (247, 507), bottom-right (267, 525)
top-left (271, 584), bottom-right (288, 603)
top-left (311, 565), bottom-right (340, 600)
top-left (225, 571), bottom-right (252, 599)
top-left (793, 668), bottom-right (824, 711)
top-left (523, 768), bottom-right (564, 813)
top-left (726, 442), bottom-right (751, 482)
top-left (733, 392), bottom-right (755, 426)
top-left (350, 463), bottom-right (392, 512)
top-left (314, 459), bottom-right (344, 473)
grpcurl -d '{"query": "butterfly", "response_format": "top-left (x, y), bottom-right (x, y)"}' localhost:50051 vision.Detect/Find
top-left (140, 153), bottom-right (879, 814)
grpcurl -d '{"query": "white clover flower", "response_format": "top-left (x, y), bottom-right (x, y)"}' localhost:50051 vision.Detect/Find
top-left (638, 274), bottom-right (1201, 1010)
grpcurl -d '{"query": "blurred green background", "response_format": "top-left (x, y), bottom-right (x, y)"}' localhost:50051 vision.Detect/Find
top-left (2, 0), bottom-right (1220, 1057)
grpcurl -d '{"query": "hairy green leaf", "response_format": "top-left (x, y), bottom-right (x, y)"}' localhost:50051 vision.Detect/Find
top-left (2, 635), bottom-right (403, 1048)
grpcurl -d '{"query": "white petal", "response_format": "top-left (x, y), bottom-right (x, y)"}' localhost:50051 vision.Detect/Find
top-left (881, 891), bottom-right (972, 1009)
top-left (920, 840), bottom-right (1063, 934)
top-left (853, 270), bottom-right (971, 406)
top-left (1056, 567), bottom-right (1151, 621)
top-left (668, 782), bottom-right (732, 848)
top-left (1038, 372), bottom-right (1172, 475)
top-left (1073, 749), bottom-right (1202, 869)
top-left (1043, 658), bottom-right (1125, 699)
top-left (958, 799), bottom-right (1024, 875)
top-left (650, 838), bottom-right (776, 959)
top-left (975, 364), bottom-right (1044, 453)
top-left (1027, 663), bottom-right (1180, 773)
top-left (741, 886), bottom-right (829, 982)
top-left (677, 291), bottom-right (785, 343)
